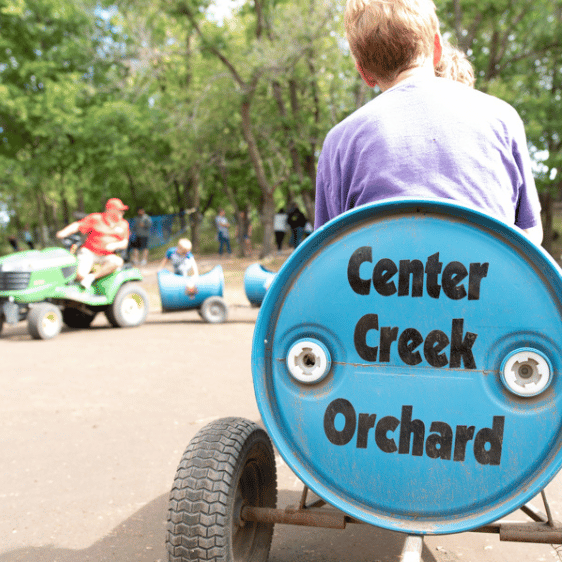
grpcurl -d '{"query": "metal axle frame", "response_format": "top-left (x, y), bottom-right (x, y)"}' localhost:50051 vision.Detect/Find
top-left (241, 486), bottom-right (562, 562)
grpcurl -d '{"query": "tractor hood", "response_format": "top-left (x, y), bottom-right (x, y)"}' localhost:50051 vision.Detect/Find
top-left (0, 248), bottom-right (76, 272)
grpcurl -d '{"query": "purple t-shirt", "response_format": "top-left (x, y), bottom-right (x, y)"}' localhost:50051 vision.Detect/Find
top-left (315, 76), bottom-right (541, 231)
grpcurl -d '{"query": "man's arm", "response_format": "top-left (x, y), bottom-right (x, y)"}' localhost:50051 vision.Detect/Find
top-left (523, 225), bottom-right (543, 246)
top-left (56, 221), bottom-right (81, 239)
top-left (105, 238), bottom-right (129, 252)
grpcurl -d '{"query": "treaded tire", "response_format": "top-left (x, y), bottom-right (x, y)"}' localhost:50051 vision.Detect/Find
top-left (104, 307), bottom-right (118, 327)
top-left (62, 307), bottom-right (96, 329)
top-left (167, 417), bottom-right (277, 562)
top-left (108, 283), bottom-right (149, 328)
top-left (200, 296), bottom-right (228, 324)
top-left (28, 303), bottom-right (63, 340)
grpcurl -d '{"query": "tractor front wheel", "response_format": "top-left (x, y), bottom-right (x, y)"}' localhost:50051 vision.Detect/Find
top-left (28, 303), bottom-right (63, 340)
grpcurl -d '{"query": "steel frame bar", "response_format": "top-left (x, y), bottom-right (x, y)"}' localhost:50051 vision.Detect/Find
top-left (240, 485), bottom-right (562, 545)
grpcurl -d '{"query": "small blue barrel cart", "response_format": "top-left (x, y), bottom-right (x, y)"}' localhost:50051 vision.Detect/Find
top-left (243, 263), bottom-right (277, 307)
top-left (167, 199), bottom-right (562, 561)
top-left (158, 265), bottom-right (228, 323)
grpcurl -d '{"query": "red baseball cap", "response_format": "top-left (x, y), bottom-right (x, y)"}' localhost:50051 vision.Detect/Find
top-left (105, 198), bottom-right (129, 211)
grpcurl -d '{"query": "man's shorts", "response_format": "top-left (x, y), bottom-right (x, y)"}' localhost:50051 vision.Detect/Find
top-left (76, 247), bottom-right (122, 277)
top-left (135, 236), bottom-right (149, 250)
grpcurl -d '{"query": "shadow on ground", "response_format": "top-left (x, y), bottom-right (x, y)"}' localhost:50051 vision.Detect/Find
top-left (1, 490), bottom-right (438, 562)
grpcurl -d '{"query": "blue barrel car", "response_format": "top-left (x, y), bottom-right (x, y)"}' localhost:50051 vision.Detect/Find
top-left (166, 199), bottom-right (562, 561)
top-left (243, 263), bottom-right (277, 307)
top-left (157, 265), bottom-right (228, 323)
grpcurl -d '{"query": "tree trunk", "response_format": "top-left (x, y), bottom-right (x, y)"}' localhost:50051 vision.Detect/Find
top-left (261, 191), bottom-right (276, 260)
top-left (125, 169), bottom-right (139, 211)
top-left (240, 96), bottom-right (275, 257)
top-left (35, 189), bottom-right (46, 246)
top-left (77, 189), bottom-right (85, 215)
top-left (61, 192), bottom-right (70, 225)
top-left (190, 169), bottom-right (201, 254)
top-left (174, 179), bottom-right (186, 230)
top-left (183, 167), bottom-right (201, 253)
top-left (216, 157), bottom-right (243, 257)
top-left (541, 190), bottom-right (558, 257)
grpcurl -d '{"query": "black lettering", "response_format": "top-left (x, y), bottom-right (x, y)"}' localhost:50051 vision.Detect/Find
top-left (450, 319), bottom-right (477, 369)
top-left (425, 252), bottom-right (442, 299)
top-left (375, 416), bottom-right (399, 453)
top-left (453, 425), bottom-right (475, 462)
top-left (426, 421), bottom-right (453, 460)
top-left (380, 327), bottom-right (399, 362)
top-left (348, 247), bottom-right (372, 295)
top-left (468, 262), bottom-right (489, 300)
top-left (474, 417), bottom-right (504, 466)
top-left (398, 406), bottom-right (425, 456)
top-left (398, 259), bottom-right (424, 297)
top-left (398, 328), bottom-right (423, 366)
top-left (357, 413), bottom-right (377, 449)
top-left (423, 330), bottom-right (449, 368)
top-left (442, 262), bottom-right (468, 300)
top-left (373, 259), bottom-right (398, 296)
top-left (324, 399), bottom-right (356, 445)
top-left (354, 314), bottom-right (378, 361)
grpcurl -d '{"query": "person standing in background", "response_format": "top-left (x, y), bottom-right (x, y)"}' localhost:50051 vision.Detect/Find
top-left (287, 203), bottom-right (307, 249)
top-left (8, 235), bottom-right (19, 252)
top-left (274, 207), bottom-right (288, 253)
top-left (23, 225), bottom-right (34, 250)
top-left (131, 208), bottom-right (152, 266)
top-left (215, 209), bottom-right (232, 256)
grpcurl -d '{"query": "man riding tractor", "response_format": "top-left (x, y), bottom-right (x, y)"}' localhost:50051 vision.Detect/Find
top-left (56, 198), bottom-right (130, 289)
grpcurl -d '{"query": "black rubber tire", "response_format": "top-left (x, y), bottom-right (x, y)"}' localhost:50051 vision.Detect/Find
top-left (108, 283), bottom-right (149, 328)
top-left (62, 307), bottom-right (96, 329)
top-left (104, 307), bottom-right (119, 327)
top-left (28, 303), bottom-right (63, 340)
top-left (167, 417), bottom-right (277, 562)
top-left (200, 296), bottom-right (229, 324)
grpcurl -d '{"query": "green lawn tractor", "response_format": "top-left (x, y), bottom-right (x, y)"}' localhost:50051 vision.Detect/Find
top-left (0, 241), bottom-right (149, 340)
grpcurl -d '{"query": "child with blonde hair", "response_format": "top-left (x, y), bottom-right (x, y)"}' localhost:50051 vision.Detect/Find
top-left (159, 238), bottom-right (199, 296)
top-left (436, 40), bottom-right (475, 87)
top-left (315, 0), bottom-right (542, 245)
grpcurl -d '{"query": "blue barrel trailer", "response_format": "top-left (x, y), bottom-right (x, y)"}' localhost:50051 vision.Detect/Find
top-left (157, 265), bottom-right (228, 323)
top-left (166, 199), bottom-right (562, 561)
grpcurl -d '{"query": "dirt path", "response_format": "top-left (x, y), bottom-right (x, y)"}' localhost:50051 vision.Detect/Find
top-left (1, 252), bottom-right (561, 562)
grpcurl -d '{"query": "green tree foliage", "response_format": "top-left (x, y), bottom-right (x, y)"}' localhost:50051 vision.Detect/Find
top-left (1, 0), bottom-right (561, 257)
top-left (439, 0), bottom-right (562, 252)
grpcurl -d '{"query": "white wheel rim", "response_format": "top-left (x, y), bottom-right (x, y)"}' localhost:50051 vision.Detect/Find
top-left (42, 312), bottom-right (59, 337)
top-left (208, 302), bottom-right (225, 321)
top-left (121, 293), bottom-right (145, 324)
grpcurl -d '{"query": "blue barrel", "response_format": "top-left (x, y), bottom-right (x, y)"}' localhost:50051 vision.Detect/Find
top-left (244, 263), bottom-right (277, 306)
top-left (158, 265), bottom-right (224, 311)
top-left (252, 199), bottom-right (562, 535)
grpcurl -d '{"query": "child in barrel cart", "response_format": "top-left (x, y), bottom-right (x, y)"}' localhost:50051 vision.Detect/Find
top-left (159, 238), bottom-right (199, 296)
top-left (314, 0), bottom-right (542, 245)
